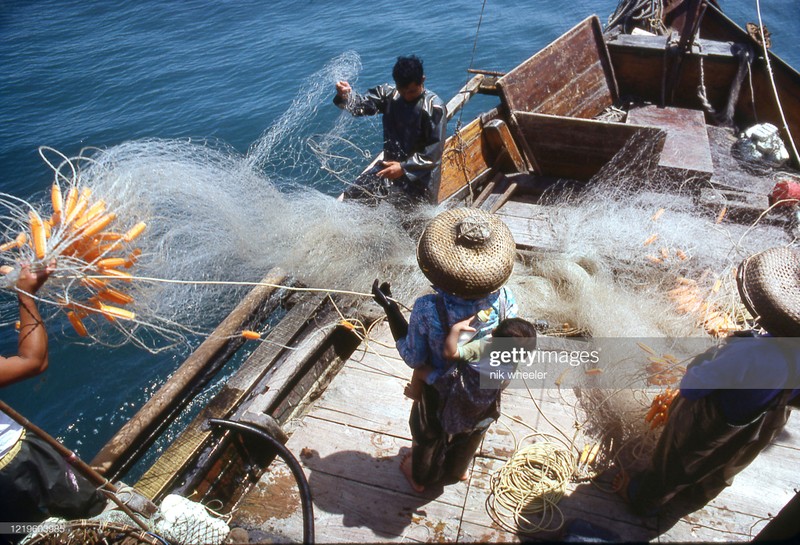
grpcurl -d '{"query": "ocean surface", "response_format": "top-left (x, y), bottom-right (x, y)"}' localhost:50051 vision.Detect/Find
top-left (1, 0), bottom-right (798, 478)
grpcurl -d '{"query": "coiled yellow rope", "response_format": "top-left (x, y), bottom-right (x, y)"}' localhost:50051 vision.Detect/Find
top-left (486, 434), bottom-right (576, 535)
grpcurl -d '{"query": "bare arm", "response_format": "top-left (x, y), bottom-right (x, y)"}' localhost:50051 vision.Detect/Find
top-left (443, 317), bottom-right (476, 360)
top-left (0, 262), bottom-right (54, 387)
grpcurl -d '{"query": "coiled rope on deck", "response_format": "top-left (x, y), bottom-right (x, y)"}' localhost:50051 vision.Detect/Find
top-left (486, 433), bottom-right (576, 534)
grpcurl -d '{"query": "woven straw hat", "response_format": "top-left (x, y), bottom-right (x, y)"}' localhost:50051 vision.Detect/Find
top-left (736, 246), bottom-right (800, 336)
top-left (416, 208), bottom-right (515, 298)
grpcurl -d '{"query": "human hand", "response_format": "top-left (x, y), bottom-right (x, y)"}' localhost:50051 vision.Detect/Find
top-left (372, 279), bottom-right (393, 309)
top-left (335, 80), bottom-right (351, 100)
top-left (15, 259), bottom-right (55, 295)
top-left (377, 161), bottom-right (403, 180)
top-left (451, 317), bottom-right (477, 335)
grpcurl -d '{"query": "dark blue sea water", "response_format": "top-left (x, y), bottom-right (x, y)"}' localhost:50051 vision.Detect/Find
top-left (1, 0), bottom-right (798, 474)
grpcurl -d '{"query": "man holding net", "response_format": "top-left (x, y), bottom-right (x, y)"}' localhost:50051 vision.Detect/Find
top-left (333, 55), bottom-right (446, 204)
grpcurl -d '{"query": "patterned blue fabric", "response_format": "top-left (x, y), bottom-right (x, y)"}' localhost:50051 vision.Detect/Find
top-left (396, 286), bottom-right (518, 383)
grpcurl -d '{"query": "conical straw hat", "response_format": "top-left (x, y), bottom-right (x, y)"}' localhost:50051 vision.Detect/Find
top-left (736, 246), bottom-right (800, 336)
top-left (416, 208), bottom-right (515, 298)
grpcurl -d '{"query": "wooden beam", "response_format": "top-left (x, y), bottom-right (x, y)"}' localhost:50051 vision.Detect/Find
top-left (608, 33), bottom-right (739, 58)
top-left (90, 268), bottom-right (287, 479)
top-left (489, 181), bottom-right (519, 213)
top-left (482, 118), bottom-right (526, 173)
top-left (135, 292), bottom-right (329, 500)
top-left (471, 171), bottom-right (503, 209)
top-left (445, 74), bottom-right (485, 121)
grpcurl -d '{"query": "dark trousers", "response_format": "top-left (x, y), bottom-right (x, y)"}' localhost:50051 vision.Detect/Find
top-left (409, 383), bottom-right (494, 486)
top-left (0, 433), bottom-right (105, 529)
top-left (630, 394), bottom-right (791, 515)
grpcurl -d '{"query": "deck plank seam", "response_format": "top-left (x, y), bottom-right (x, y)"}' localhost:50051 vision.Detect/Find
top-left (302, 412), bottom-right (412, 442)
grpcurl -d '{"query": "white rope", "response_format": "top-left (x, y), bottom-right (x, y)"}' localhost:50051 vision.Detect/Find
top-left (755, 0), bottom-right (799, 166)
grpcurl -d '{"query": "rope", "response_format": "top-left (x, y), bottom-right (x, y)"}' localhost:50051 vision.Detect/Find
top-left (81, 273), bottom-right (413, 312)
top-left (456, 0), bottom-right (488, 130)
top-left (484, 377), bottom-right (581, 535)
top-left (486, 433), bottom-right (575, 535)
top-left (754, 0), bottom-right (799, 167)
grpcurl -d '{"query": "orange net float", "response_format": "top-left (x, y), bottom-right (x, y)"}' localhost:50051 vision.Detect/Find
top-left (28, 211), bottom-right (47, 260)
top-left (1, 181), bottom-right (149, 343)
top-left (97, 304), bottom-right (136, 321)
top-left (645, 388), bottom-right (679, 429)
top-left (241, 330), bottom-right (261, 340)
top-left (123, 222), bottom-right (147, 242)
top-left (67, 311), bottom-right (89, 337)
top-left (96, 257), bottom-right (127, 269)
top-left (50, 183), bottom-right (63, 223)
top-left (96, 288), bottom-right (135, 305)
top-left (73, 200), bottom-right (106, 229)
top-left (96, 269), bottom-right (133, 282)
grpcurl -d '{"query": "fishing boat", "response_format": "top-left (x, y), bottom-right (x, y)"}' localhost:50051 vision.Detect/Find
top-left (33, 0), bottom-right (797, 543)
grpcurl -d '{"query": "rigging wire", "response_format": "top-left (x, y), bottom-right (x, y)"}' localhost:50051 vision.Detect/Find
top-left (754, 0), bottom-right (799, 168)
top-left (456, 0), bottom-right (489, 130)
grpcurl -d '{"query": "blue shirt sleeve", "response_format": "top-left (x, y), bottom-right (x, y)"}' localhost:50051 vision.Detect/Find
top-left (396, 297), bottom-right (432, 370)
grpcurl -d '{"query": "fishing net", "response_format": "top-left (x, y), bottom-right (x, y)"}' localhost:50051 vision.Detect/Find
top-left (0, 51), bottom-right (433, 353)
top-left (505, 129), bottom-right (797, 468)
top-left (20, 520), bottom-right (162, 545)
top-left (22, 494), bottom-right (230, 545)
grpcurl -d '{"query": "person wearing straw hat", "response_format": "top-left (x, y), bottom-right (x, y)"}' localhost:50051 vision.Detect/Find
top-left (334, 55), bottom-right (446, 204)
top-left (1, 262), bottom-right (106, 535)
top-left (617, 246), bottom-right (800, 517)
top-left (373, 208), bottom-right (523, 492)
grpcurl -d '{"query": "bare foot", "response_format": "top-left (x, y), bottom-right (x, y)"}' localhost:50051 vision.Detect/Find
top-left (400, 453), bottom-right (424, 493)
top-left (403, 382), bottom-right (422, 401)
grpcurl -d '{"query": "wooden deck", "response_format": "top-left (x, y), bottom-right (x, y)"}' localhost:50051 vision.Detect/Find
top-left (229, 321), bottom-right (800, 543)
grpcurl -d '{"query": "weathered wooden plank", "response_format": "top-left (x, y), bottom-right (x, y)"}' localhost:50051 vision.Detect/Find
top-left (626, 106), bottom-right (713, 174)
top-left (439, 116), bottom-right (491, 203)
top-left (91, 267), bottom-right (288, 479)
top-left (445, 74), bottom-right (485, 122)
top-left (471, 171), bottom-right (503, 209)
top-left (285, 415), bottom-right (468, 507)
top-left (498, 16), bottom-right (617, 118)
top-left (134, 292), bottom-right (329, 500)
top-left (233, 459), bottom-right (461, 543)
top-left (495, 205), bottom-right (559, 252)
top-left (482, 119), bottom-right (526, 173)
top-left (512, 112), bottom-right (664, 180)
top-left (237, 304), bottom-right (346, 419)
top-left (533, 63), bottom-right (617, 119)
top-left (309, 364), bottom-right (414, 439)
top-left (610, 33), bottom-right (738, 58)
